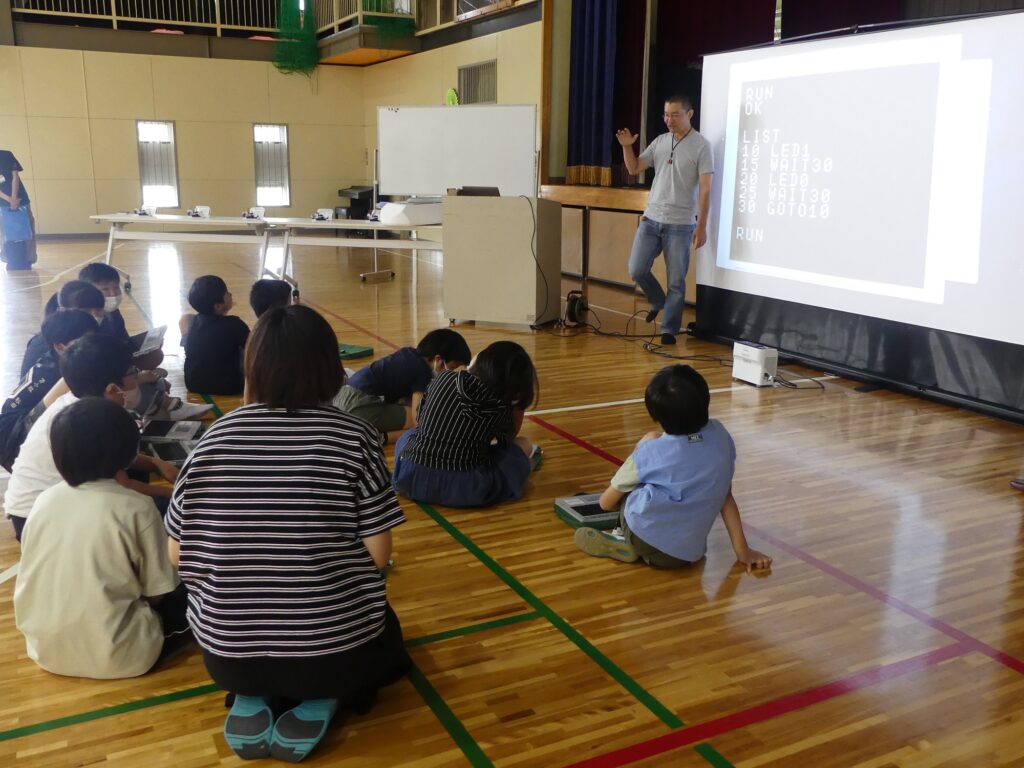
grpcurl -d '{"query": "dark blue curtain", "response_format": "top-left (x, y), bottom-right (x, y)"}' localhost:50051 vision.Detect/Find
top-left (566, 0), bottom-right (617, 185)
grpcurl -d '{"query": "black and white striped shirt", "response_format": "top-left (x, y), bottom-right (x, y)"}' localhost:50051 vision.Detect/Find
top-left (402, 370), bottom-right (513, 471)
top-left (165, 405), bottom-right (404, 659)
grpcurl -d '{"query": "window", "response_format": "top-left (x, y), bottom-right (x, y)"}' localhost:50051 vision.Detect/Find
top-left (253, 124), bottom-right (291, 207)
top-left (458, 60), bottom-right (497, 105)
top-left (136, 121), bottom-right (179, 208)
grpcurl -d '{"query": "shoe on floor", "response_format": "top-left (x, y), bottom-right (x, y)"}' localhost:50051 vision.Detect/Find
top-left (270, 698), bottom-right (339, 762)
top-left (223, 695), bottom-right (274, 759)
top-left (167, 400), bottom-right (215, 420)
top-left (1011, 478), bottom-right (1024, 492)
top-left (574, 526), bottom-right (639, 563)
top-left (529, 445), bottom-right (544, 472)
top-left (660, 333), bottom-right (676, 346)
top-left (645, 308), bottom-right (660, 324)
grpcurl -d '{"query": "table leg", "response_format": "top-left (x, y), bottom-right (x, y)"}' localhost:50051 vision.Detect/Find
top-left (105, 223), bottom-right (132, 290)
top-left (359, 227), bottom-right (396, 282)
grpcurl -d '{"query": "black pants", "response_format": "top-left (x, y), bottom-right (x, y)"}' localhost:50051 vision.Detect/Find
top-left (202, 604), bottom-right (411, 704)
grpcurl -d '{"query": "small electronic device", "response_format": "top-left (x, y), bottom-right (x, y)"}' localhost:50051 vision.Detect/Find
top-left (146, 440), bottom-right (199, 467)
top-left (732, 341), bottom-right (778, 387)
top-left (129, 325), bottom-right (167, 357)
top-left (553, 493), bottom-right (619, 530)
top-left (187, 205), bottom-right (211, 218)
top-left (242, 207), bottom-right (265, 220)
top-left (129, 326), bottom-right (165, 357)
top-left (141, 420), bottom-right (203, 442)
top-left (312, 208), bottom-right (334, 221)
top-left (338, 343), bottom-right (374, 360)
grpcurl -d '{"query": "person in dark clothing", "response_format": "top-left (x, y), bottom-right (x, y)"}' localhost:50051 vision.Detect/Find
top-left (23, 281), bottom-right (106, 377)
top-left (0, 149), bottom-right (37, 271)
top-left (179, 275), bottom-right (250, 395)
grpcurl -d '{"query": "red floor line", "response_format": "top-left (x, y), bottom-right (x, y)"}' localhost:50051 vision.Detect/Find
top-left (528, 418), bottom-right (1024, 678)
top-left (562, 643), bottom-right (969, 768)
top-left (227, 259), bottom-right (400, 351)
top-left (526, 415), bottom-right (625, 467)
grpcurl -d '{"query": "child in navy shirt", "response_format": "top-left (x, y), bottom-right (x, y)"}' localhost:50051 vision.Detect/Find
top-left (335, 328), bottom-right (471, 443)
top-left (180, 275), bottom-right (250, 395)
top-left (575, 365), bottom-right (771, 571)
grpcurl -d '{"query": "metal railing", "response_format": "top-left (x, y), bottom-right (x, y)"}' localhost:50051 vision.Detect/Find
top-left (313, 0), bottom-right (414, 38)
top-left (11, 0), bottom-right (279, 34)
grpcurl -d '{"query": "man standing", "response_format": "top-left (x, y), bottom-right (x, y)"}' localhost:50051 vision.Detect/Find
top-left (0, 149), bottom-right (37, 271)
top-left (617, 94), bottom-right (713, 345)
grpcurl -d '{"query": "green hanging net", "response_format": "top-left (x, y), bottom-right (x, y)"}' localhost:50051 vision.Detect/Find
top-left (275, 0), bottom-right (318, 76)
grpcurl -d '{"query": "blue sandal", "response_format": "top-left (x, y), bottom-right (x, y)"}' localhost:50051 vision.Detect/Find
top-left (223, 695), bottom-right (273, 759)
top-left (270, 698), bottom-right (339, 762)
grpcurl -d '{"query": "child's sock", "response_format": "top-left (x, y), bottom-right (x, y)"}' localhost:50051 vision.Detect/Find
top-left (574, 527), bottom-right (639, 563)
top-left (223, 694), bottom-right (274, 760)
top-left (270, 698), bottom-right (339, 762)
top-left (529, 444), bottom-right (543, 472)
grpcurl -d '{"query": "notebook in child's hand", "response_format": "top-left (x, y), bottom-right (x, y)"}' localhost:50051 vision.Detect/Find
top-left (338, 343), bottom-right (373, 360)
top-left (129, 325), bottom-right (167, 357)
top-left (141, 420), bottom-right (203, 442)
top-left (146, 440), bottom-right (199, 467)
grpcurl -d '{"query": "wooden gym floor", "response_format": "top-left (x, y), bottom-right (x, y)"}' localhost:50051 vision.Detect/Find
top-left (1, 238), bottom-right (1023, 767)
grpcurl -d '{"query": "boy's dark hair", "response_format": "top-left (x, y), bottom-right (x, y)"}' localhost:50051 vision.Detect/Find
top-left (244, 305), bottom-right (342, 410)
top-left (50, 397), bottom-right (139, 487)
top-left (45, 280), bottom-right (105, 317)
top-left (41, 310), bottom-right (98, 348)
top-left (416, 328), bottom-right (471, 366)
top-left (249, 279), bottom-right (292, 318)
top-left (469, 340), bottom-right (538, 410)
top-left (645, 365), bottom-right (709, 435)
top-left (78, 262), bottom-right (121, 286)
top-left (188, 275), bottom-right (230, 315)
top-left (60, 335), bottom-right (133, 398)
top-left (665, 93), bottom-right (694, 112)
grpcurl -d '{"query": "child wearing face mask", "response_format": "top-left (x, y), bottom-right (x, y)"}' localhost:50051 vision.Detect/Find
top-left (4, 335), bottom-right (179, 542)
top-left (24, 281), bottom-right (106, 376)
top-left (333, 328), bottom-right (472, 445)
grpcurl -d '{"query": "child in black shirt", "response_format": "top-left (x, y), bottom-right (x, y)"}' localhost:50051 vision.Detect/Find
top-left (180, 275), bottom-right (250, 395)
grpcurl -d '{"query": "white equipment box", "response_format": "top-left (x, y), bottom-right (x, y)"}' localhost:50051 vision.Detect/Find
top-left (732, 341), bottom-right (778, 387)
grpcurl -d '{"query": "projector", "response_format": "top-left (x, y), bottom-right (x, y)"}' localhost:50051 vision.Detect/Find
top-left (732, 341), bottom-right (778, 387)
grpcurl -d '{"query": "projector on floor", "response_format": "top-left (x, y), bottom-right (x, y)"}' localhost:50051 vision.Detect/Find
top-left (732, 341), bottom-right (778, 387)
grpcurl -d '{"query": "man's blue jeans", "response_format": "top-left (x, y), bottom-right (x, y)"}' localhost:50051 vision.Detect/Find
top-left (627, 217), bottom-right (694, 336)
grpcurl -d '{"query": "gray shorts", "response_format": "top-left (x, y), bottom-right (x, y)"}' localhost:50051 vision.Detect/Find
top-left (332, 385), bottom-right (408, 433)
top-left (619, 511), bottom-right (699, 569)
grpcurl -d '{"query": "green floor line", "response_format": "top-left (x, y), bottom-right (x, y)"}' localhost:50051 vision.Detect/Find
top-left (406, 611), bottom-right (541, 647)
top-left (199, 392), bottom-right (224, 418)
top-left (414, 501), bottom-right (683, 729)
top-left (0, 615), bottom-right (542, 744)
top-left (694, 742), bottom-right (737, 768)
top-left (0, 683), bottom-right (221, 743)
top-left (407, 663), bottom-right (493, 768)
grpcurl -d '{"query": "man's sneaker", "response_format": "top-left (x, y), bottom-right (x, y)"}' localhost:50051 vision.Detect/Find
top-left (574, 527), bottom-right (639, 563)
top-left (660, 333), bottom-right (677, 346)
top-left (645, 309), bottom-right (660, 324)
top-left (167, 400), bottom-right (215, 421)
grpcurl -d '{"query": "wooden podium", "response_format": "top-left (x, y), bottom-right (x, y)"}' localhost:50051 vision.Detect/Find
top-left (442, 195), bottom-right (562, 328)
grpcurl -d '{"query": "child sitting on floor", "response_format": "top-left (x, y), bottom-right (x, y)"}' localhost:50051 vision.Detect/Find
top-left (249, 278), bottom-right (293, 318)
top-left (179, 275), bottom-right (250, 396)
top-left (334, 328), bottom-right (471, 444)
top-left (22, 280), bottom-right (106, 375)
top-left (0, 309), bottom-right (97, 471)
top-left (14, 397), bottom-right (189, 679)
top-left (392, 340), bottom-right (542, 508)
top-left (574, 365), bottom-right (772, 571)
top-left (78, 262), bottom-right (166, 371)
top-left (3, 334), bottom-right (180, 541)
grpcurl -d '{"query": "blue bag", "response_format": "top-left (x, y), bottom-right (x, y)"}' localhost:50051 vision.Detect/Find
top-left (1, 207), bottom-right (33, 243)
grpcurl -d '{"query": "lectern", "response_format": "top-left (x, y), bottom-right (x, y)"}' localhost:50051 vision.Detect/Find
top-left (441, 195), bottom-right (561, 328)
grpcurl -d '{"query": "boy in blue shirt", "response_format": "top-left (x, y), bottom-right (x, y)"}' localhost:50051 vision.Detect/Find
top-left (575, 365), bottom-right (771, 571)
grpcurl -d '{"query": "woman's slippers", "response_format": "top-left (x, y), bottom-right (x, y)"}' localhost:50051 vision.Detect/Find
top-left (223, 695), bottom-right (274, 759)
top-left (270, 699), bottom-right (339, 763)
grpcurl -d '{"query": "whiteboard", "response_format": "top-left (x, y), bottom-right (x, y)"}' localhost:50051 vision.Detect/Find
top-left (377, 105), bottom-right (537, 197)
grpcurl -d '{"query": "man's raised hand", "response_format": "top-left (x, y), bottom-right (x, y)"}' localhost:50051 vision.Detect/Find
top-left (615, 129), bottom-right (638, 147)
